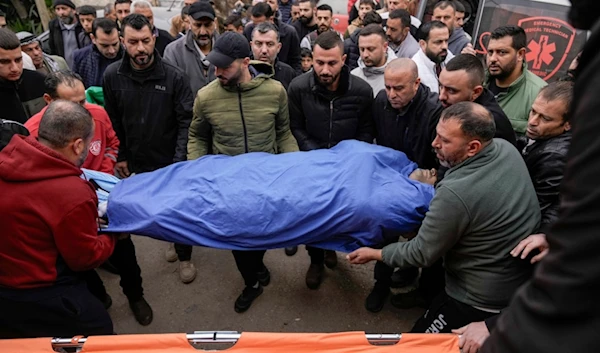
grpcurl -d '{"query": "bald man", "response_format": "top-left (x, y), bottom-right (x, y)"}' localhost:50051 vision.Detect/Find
top-left (350, 101), bottom-right (540, 333)
top-left (364, 58), bottom-right (444, 314)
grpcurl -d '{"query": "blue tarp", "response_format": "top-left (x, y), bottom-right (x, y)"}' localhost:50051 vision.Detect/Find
top-left (102, 141), bottom-right (434, 252)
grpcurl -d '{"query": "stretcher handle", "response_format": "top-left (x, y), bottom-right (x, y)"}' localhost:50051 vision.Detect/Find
top-left (50, 332), bottom-right (402, 349)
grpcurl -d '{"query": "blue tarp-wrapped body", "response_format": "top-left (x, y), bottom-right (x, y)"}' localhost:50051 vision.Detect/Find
top-left (103, 141), bottom-right (434, 252)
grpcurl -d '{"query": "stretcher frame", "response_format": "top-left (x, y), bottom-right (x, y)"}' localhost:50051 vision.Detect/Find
top-left (50, 331), bottom-right (403, 351)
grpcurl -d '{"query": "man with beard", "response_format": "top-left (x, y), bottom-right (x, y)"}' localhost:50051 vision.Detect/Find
top-left (300, 4), bottom-right (340, 50)
top-left (18, 32), bottom-right (69, 76)
top-left (292, 0), bottom-right (318, 42)
top-left (0, 29), bottom-right (46, 124)
top-left (103, 15), bottom-right (193, 285)
top-left (162, 1), bottom-right (217, 276)
top-left (351, 24), bottom-right (397, 96)
top-left (131, 0), bottom-right (175, 56)
top-left (344, 10), bottom-right (382, 71)
top-left (484, 25), bottom-right (546, 148)
top-left (288, 31), bottom-right (374, 290)
top-left (0, 100), bottom-right (118, 338)
top-left (432, 1), bottom-right (469, 55)
top-left (73, 19), bottom-right (124, 88)
top-left (48, 0), bottom-right (85, 68)
top-left (411, 20), bottom-right (453, 94)
top-left (438, 54), bottom-right (516, 146)
top-left (251, 22), bottom-right (297, 89)
top-left (243, 2), bottom-right (302, 73)
top-left (480, 1), bottom-right (600, 344)
top-left (188, 31), bottom-right (298, 312)
top-left (379, 0), bottom-right (420, 36)
top-left (348, 102), bottom-right (540, 333)
top-left (386, 9), bottom-right (419, 59)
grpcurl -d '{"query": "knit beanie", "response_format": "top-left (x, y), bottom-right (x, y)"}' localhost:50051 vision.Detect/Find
top-left (53, 0), bottom-right (76, 9)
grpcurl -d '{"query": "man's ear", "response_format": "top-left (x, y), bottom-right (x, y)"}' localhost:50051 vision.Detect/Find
top-left (277, 42), bottom-right (282, 53)
top-left (419, 39), bottom-right (426, 52)
top-left (72, 137), bottom-right (86, 156)
top-left (517, 47), bottom-right (526, 63)
top-left (467, 139), bottom-right (483, 157)
top-left (43, 94), bottom-right (53, 105)
top-left (472, 85), bottom-right (484, 101)
top-left (564, 121), bottom-right (571, 132)
top-left (341, 53), bottom-right (347, 64)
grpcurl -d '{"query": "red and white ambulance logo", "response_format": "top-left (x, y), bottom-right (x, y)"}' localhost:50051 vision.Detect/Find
top-left (89, 140), bottom-right (101, 156)
top-left (518, 16), bottom-right (576, 81)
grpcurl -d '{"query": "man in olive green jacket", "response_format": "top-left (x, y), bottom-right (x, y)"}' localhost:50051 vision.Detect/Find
top-left (188, 32), bottom-right (298, 313)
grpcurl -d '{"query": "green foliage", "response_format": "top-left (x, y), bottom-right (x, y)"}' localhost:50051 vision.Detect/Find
top-left (0, 0), bottom-right (48, 35)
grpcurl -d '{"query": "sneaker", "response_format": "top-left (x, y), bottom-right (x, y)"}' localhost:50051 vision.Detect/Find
top-left (284, 246), bottom-right (298, 256)
top-left (305, 263), bottom-right (324, 289)
top-left (129, 297), bottom-right (153, 326)
top-left (234, 285), bottom-right (263, 313)
top-left (365, 283), bottom-right (389, 313)
top-left (165, 243), bottom-right (177, 263)
top-left (257, 266), bottom-right (271, 287)
top-left (390, 289), bottom-right (427, 309)
top-left (103, 294), bottom-right (113, 310)
top-left (179, 261), bottom-right (197, 284)
top-left (390, 267), bottom-right (419, 288)
top-left (324, 250), bottom-right (337, 269)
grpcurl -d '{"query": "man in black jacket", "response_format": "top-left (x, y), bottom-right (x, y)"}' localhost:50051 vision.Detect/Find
top-left (251, 22), bottom-right (296, 90)
top-left (480, 1), bottom-right (600, 352)
top-left (103, 15), bottom-right (193, 284)
top-left (0, 29), bottom-right (45, 124)
top-left (288, 31), bottom-right (374, 290)
top-left (292, 0), bottom-right (318, 41)
top-left (131, 0), bottom-right (175, 56)
top-left (244, 2), bottom-right (302, 73)
top-left (48, 0), bottom-right (85, 68)
top-left (439, 54), bottom-right (517, 146)
top-left (367, 57), bottom-right (443, 313)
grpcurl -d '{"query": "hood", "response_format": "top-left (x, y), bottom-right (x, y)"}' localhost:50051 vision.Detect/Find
top-left (357, 46), bottom-right (397, 72)
top-left (221, 60), bottom-right (274, 92)
top-left (448, 27), bottom-right (465, 44)
top-left (0, 135), bottom-right (81, 182)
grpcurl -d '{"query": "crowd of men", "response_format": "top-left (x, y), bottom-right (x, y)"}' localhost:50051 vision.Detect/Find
top-left (0, 0), bottom-right (586, 352)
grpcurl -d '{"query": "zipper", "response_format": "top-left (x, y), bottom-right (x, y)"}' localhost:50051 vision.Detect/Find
top-left (328, 99), bottom-right (335, 148)
top-left (238, 88), bottom-right (249, 153)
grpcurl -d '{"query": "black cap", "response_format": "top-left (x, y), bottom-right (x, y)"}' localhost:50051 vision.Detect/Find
top-left (206, 32), bottom-right (250, 68)
top-left (189, 1), bottom-right (216, 20)
top-left (53, 0), bottom-right (76, 9)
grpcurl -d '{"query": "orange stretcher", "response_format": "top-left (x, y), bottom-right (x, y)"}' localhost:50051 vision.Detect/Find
top-left (0, 331), bottom-right (460, 353)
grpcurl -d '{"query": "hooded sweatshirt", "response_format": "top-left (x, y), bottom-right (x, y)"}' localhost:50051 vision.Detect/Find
top-left (0, 135), bottom-right (115, 290)
top-left (351, 47), bottom-right (397, 97)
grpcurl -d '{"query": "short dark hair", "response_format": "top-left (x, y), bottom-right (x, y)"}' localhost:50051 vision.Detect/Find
top-left (538, 81), bottom-right (574, 122)
top-left (445, 54), bottom-right (485, 87)
top-left (38, 100), bottom-right (94, 149)
top-left (44, 70), bottom-right (84, 99)
top-left (0, 29), bottom-right (20, 51)
top-left (441, 102), bottom-right (496, 142)
top-left (417, 20), bottom-right (448, 42)
top-left (359, 0), bottom-right (376, 8)
top-left (316, 4), bottom-right (333, 14)
top-left (253, 21), bottom-right (280, 42)
top-left (314, 30), bottom-right (344, 52)
top-left (224, 14), bottom-right (242, 28)
top-left (0, 9), bottom-right (5, 17)
top-left (388, 9), bottom-right (410, 28)
top-left (93, 18), bottom-right (119, 36)
top-left (77, 5), bottom-right (97, 17)
top-left (120, 13), bottom-right (152, 36)
top-left (358, 24), bottom-right (387, 41)
top-left (251, 2), bottom-right (274, 18)
top-left (297, 0), bottom-right (317, 5)
top-left (115, 0), bottom-right (132, 5)
top-left (181, 5), bottom-right (190, 17)
top-left (300, 47), bottom-right (312, 58)
top-left (434, 1), bottom-right (456, 12)
top-left (362, 11), bottom-right (383, 26)
top-left (490, 25), bottom-right (526, 50)
top-left (453, 1), bottom-right (466, 13)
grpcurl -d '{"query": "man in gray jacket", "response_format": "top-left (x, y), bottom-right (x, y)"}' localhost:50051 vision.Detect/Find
top-left (163, 1), bottom-right (217, 96)
top-left (348, 101), bottom-right (540, 333)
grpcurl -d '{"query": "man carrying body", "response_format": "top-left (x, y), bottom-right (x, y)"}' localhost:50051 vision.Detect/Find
top-left (351, 24), bottom-right (397, 96)
top-left (73, 19), bottom-right (124, 88)
top-left (17, 31), bottom-right (69, 76)
top-left (349, 101), bottom-right (540, 333)
top-left (412, 20), bottom-right (454, 94)
top-left (251, 22), bottom-right (297, 89)
top-left (188, 31), bottom-right (298, 313)
top-left (288, 31), bottom-right (374, 290)
top-left (48, 0), bottom-right (85, 67)
top-left (103, 14), bottom-right (194, 283)
top-left (0, 100), bottom-right (117, 338)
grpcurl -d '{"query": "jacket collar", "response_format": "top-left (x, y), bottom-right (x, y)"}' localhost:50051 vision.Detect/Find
top-left (310, 65), bottom-right (351, 96)
top-left (384, 83), bottom-right (425, 114)
top-left (485, 61), bottom-right (530, 92)
top-left (219, 60), bottom-right (274, 92)
top-left (117, 49), bottom-right (166, 82)
top-left (357, 47), bottom-right (397, 75)
top-left (446, 139), bottom-right (497, 176)
top-left (92, 43), bottom-right (124, 62)
top-left (415, 48), bottom-right (450, 70)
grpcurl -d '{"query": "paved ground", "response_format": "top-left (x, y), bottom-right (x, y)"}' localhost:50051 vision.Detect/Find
top-left (101, 236), bottom-right (424, 336)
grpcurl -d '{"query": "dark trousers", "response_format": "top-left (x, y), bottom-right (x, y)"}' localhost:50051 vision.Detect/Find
top-left (418, 259), bottom-right (446, 304)
top-left (306, 246), bottom-right (325, 265)
top-left (175, 243), bottom-right (193, 261)
top-left (232, 250), bottom-right (266, 287)
top-left (411, 291), bottom-right (496, 333)
top-left (85, 236), bottom-right (143, 302)
top-left (373, 232), bottom-right (402, 287)
top-left (0, 282), bottom-right (113, 339)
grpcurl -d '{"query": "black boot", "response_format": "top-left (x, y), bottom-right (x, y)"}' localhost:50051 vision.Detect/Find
top-left (129, 297), bottom-right (153, 325)
top-left (234, 284), bottom-right (264, 313)
top-left (365, 282), bottom-right (390, 313)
